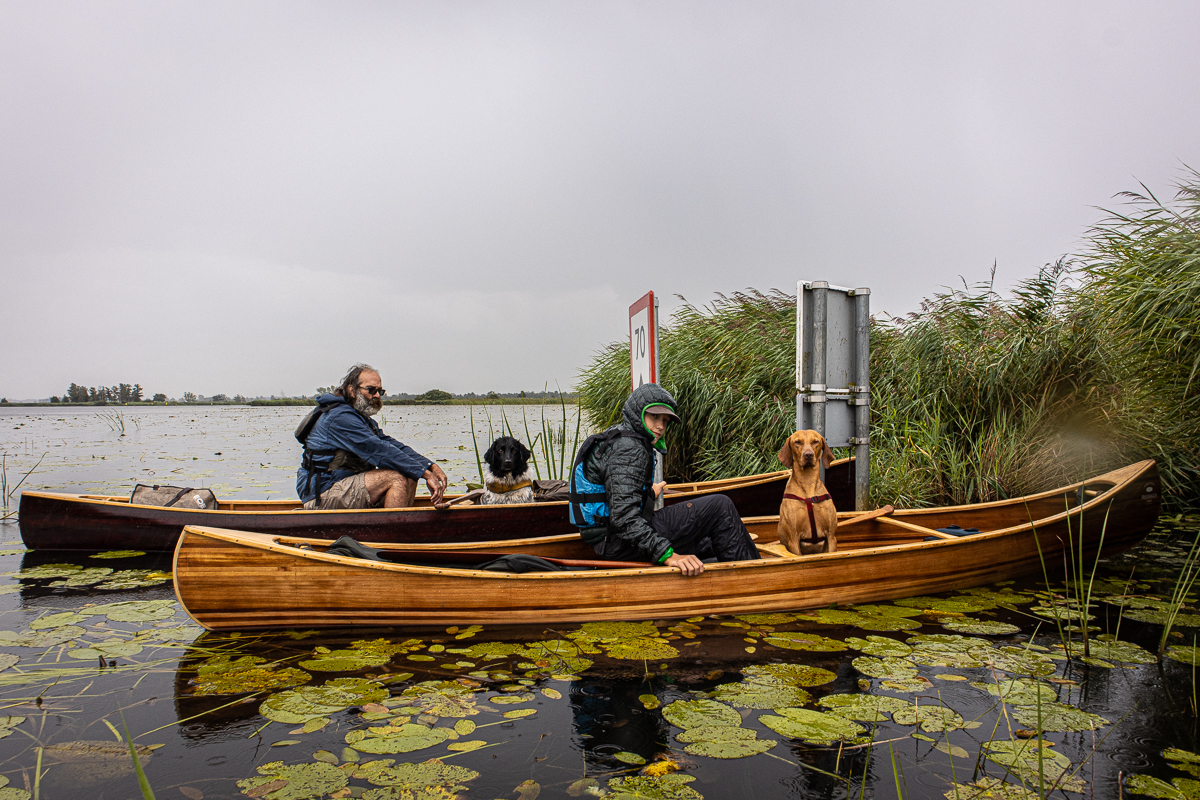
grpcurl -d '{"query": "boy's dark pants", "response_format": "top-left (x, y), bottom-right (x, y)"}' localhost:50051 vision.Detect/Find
top-left (592, 494), bottom-right (760, 563)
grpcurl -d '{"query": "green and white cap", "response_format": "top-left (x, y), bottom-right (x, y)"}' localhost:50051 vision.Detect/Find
top-left (643, 402), bottom-right (681, 422)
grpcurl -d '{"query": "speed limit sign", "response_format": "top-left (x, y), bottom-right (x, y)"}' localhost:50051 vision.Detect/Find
top-left (629, 291), bottom-right (659, 389)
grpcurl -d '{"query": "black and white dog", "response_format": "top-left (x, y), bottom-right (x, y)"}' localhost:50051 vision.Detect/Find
top-left (481, 436), bottom-right (535, 505)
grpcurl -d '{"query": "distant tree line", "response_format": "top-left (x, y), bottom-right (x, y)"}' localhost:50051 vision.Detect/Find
top-left (58, 383), bottom-right (144, 403)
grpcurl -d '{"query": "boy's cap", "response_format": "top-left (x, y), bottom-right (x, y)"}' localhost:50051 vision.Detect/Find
top-left (644, 403), bottom-right (681, 422)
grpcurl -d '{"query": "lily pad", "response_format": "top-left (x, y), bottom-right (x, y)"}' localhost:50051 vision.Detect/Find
top-left (0, 775), bottom-right (30, 800)
top-left (237, 760), bottom-right (347, 800)
top-left (761, 632), bottom-right (848, 651)
top-left (89, 550), bottom-right (146, 559)
top-left (0, 717), bottom-right (25, 740)
top-left (1011, 702), bottom-right (1109, 732)
top-left (356, 759), bottom-right (479, 790)
top-left (818, 693), bottom-right (910, 722)
top-left (759, 707), bottom-right (866, 745)
top-left (892, 702), bottom-right (967, 732)
top-left (982, 739), bottom-right (1086, 793)
top-left (346, 723), bottom-right (453, 754)
top-left (47, 568), bottom-right (114, 587)
top-left (15, 564), bottom-right (83, 580)
top-left (299, 649), bottom-right (392, 672)
top-left (606, 774), bottom-right (701, 800)
top-left (1079, 636), bottom-right (1156, 665)
top-left (30, 611), bottom-right (94, 630)
top-left (503, 708), bottom-right (537, 719)
top-left (735, 613), bottom-right (800, 625)
top-left (975, 645), bottom-right (1058, 677)
top-left (640, 694), bottom-right (661, 710)
top-left (940, 618), bottom-right (1022, 636)
top-left (662, 699), bottom-right (741, 729)
top-left (90, 599), bottom-right (178, 622)
top-left (970, 679), bottom-right (1058, 707)
top-left (67, 640), bottom-right (144, 660)
top-left (676, 725), bottom-right (775, 758)
top-left (845, 636), bottom-right (913, 657)
top-left (392, 681), bottom-right (481, 717)
top-left (853, 656), bottom-right (918, 680)
top-left (710, 681), bottom-right (810, 710)
top-left (614, 751), bottom-right (647, 764)
top-left (0, 625), bottom-right (86, 648)
top-left (943, 777), bottom-right (1040, 799)
top-left (260, 678), bottom-right (388, 724)
top-left (895, 595), bottom-right (998, 613)
top-left (807, 607), bottom-right (922, 632)
top-left (192, 655), bottom-right (311, 696)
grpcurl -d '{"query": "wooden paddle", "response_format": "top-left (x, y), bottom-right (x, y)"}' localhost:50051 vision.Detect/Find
top-left (433, 488), bottom-right (486, 510)
top-left (323, 546), bottom-right (652, 570)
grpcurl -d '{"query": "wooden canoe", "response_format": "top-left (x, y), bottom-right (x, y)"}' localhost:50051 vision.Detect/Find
top-left (174, 460), bottom-right (1161, 630)
top-left (18, 459), bottom-right (855, 551)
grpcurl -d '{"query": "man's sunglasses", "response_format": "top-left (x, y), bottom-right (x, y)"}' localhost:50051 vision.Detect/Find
top-left (357, 385), bottom-right (386, 397)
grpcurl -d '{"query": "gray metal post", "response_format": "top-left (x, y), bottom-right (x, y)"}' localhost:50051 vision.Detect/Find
top-left (653, 293), bottom-right (664, 510)
top-left (810, 282), bottom-right (828, 437)
top-left (853, 288), bottom-right (871, 511)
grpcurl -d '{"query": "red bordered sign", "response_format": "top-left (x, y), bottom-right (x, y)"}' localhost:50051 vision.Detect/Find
top-left (629, 291), bottom-right (658, 389)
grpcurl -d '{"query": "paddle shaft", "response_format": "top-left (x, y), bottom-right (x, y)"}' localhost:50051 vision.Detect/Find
top-left (356, 548), bottom-right (652, 570)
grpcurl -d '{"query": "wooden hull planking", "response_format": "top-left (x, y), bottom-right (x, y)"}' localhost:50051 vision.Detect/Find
top-left (173, 460), bottom-right (1162, 630)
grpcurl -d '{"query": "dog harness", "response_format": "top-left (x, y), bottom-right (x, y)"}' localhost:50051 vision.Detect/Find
top-left (783, 492), bottom-right (832, 542)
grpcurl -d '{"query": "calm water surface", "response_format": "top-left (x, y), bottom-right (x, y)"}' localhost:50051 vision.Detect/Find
top-left (0, 406), bottom-right (1197, 799)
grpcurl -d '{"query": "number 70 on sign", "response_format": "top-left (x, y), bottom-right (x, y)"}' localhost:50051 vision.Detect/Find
top-left (629, 291), bottom-right (659, 389)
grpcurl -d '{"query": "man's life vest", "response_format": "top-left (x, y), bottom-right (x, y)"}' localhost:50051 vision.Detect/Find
top-left (296, 399), bottom-right (378, 504)
top-left (568, 428), bottom-right (656, 536)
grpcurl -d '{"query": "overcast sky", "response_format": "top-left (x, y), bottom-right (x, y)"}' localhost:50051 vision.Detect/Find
top-left (2, 2), bottom-right (1198, 399)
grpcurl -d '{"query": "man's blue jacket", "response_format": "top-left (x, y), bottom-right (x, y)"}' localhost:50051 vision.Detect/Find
top-left (295, 394), bottom-right (433, 503)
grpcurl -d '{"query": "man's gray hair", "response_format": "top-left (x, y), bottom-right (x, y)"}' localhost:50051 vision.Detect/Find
top-left (335, 364), bottom-right (377, 399)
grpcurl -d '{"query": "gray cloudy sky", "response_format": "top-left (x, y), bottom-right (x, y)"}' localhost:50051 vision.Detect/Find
top-left (2, 2), bottom-right (1198, 399)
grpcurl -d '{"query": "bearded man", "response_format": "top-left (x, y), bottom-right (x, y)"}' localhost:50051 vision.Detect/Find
top-left (296, 364), bottom-right (448, 509)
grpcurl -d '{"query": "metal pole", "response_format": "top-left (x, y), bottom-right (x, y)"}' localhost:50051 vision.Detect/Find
top-left (653, 293), bottom-right (664, 509)
top-left (810, 282), bottom-right (828, 483)
top-left (853, 288), bottom-right (871, 511)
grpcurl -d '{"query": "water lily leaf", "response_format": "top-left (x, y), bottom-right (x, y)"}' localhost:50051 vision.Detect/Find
top-left (883, 677), bottom-right (933, 693)
top-left (0, 775), bottom-right (30, 800)
top-left (1012, 702), bottom-right (1109, 732)
top-left (982, 739), bottom-right (1086, 793)
top-left (970, 679), bottom-right (1058, 707)
top-left (1166, 748), bottom-right (1200, 765)
top-left (270, 740), bottom-right (301, 747)
top-left (676, 724), bottom-right (775, 759)
top-left (503, 709), bottom-right (537, 719)
top-left (392, 681), bottom-right (480, 717)
top-left (606, 774), bottom-right (701, 800)
top-left (455, 641), bottom-right (525, 659)
top-left (935, 742), bottom-right (970, 758)
top-left (38, 739), bottom-right (155, 786)
top-left (358, 759), bottom-right (478, 789)
top-left (541, 687), bottom-right (562, 700)
top-left (892, 703), bottom-right (966, 732)
top-left (662, 699), bottom-right (741, 729)
top-left (959, 587), bottom-right (1035, 606)
top-left (261, 678), bottom-right (388, 724)
top-left (47, 568), bottom-right (115, 587)
top-left (518, 640), bottom-right (594, 674)
top-left (345, 724), bottom-right (452, 754)
top-left (237, 760), bottom-right (347, 800)
top-left (0, 655), bottom-right (17, 673)
top-left (614, 751), bottom-right (647, 764)
top-left (0, 625), bottom-right (86, 648)
top-left (567, 777), bottom-right (601, 796)
top-left (817, 693), bottom-right (910, 722)
top-left (447, 740), bottom-right (488, 752)
top-left (853, 656), bottom-right (918, 680)
top-left (943, 777), bottom-right (1040, 799)
top-left (30, 611), bottom-right (94, 630)
top-left (299, 649), bottom-right (391, 672)
top-left (95, 570), bottom-right (173, 590)
top-left (67, 640), bottom-right (144, 660)
top-left (490, 694), bottom-right (532, 705)
top-left (640, 694), bottom-right (661, 710)
top-left (974, 646), bottom-right (1058, 677)
top-left (1030, 603), bottom-right (1095, 623)
top-left (349, 638), bottom-right (424, 657)
top-left (90, 599), bottom-right (177, 622)
top-left (89, 550), bottom-right (146, 559)
top-left (1082, 636), bottom-right (1157, 665)
top-left (762, 632), bottom-right (848, 651)
top-left (453, 719), bottom-right (475, 736)
top-left (567, 622), bottom-right (679, 660)
top-left (1125, 774), bottom-right (1190, 799)
top-left (514, 779), bottom-right (541, 800)
top-left (0, 717), bottom-right (25, 740)
top-left (605, 638), bottom-right (680, 661)
top-left (1166, 646), bottom-right (1200, 666)
top-left (192, 655), bottom-right (311, 696)
top-left (940, 618), bottom-right (1022, 636)
top-left (759, 708), bottom-right (866, 745)
top-left (16, 564), bottom-right (83, 579)
top-left (895, 595), bottom-right (998, 613)
top-left (845, 636), bottom-right (913, 657)
top-left (312, 751), bottom-right (338, 764)
top-left (808, 608), bottom-right (922, 631)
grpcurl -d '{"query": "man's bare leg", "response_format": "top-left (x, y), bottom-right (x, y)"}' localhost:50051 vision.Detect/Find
top-left (364, 470), bottom-right (418, 508)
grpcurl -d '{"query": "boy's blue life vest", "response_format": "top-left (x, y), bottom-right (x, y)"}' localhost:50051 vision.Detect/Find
top-left (568, 428), bottom-right (656, 536)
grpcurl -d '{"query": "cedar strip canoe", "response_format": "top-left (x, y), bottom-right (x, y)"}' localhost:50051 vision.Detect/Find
top-left (18, 459), bottom-right (855, 551)
top-left (174, 460), bottom-right (1161, 630)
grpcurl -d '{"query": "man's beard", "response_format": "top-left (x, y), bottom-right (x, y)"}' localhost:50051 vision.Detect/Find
top-left (353, 393), bottom-right (382, 417)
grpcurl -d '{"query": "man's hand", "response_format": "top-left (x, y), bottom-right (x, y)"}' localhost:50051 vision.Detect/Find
top-left (423, 464), bottom-right (448, 505)
top-left (652, 481), bottom-right (667, 498)
top-left (664, 552), bottom-right (705, 577)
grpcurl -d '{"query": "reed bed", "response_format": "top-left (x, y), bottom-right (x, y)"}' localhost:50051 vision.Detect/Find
top-left (578, 169), bottom-right (1200, 509)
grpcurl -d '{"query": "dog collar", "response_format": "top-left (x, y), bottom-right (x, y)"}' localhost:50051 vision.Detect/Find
top-left (783, 492), bottom-right (832, 542)
top-left (487, 480), bottom-right (533, 493)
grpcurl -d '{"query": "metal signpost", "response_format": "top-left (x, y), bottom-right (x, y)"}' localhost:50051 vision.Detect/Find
top-left (795, 281), bottom-right (871, 511)
top-left (629, 291), bottom-right (664, 508)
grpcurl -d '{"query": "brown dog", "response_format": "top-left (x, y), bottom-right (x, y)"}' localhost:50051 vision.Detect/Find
top-left (777, 430), bottom-right (838, 555)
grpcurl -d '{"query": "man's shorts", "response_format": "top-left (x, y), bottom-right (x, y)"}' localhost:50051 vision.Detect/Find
top-left (303, 473), bottom-right (377, 510)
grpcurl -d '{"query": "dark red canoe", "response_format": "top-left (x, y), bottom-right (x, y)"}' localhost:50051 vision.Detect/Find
top-left (18, 459), bottom-right (856, 551)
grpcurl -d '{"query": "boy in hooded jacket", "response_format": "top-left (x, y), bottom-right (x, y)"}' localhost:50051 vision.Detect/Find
top-left (577, 383), bottom-right (759, 576)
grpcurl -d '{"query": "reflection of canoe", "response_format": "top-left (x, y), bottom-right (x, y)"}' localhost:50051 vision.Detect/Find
top-left (19, 460), bottom-right (855, 551)
top-left (174, 460), bottom-right (1161, 630)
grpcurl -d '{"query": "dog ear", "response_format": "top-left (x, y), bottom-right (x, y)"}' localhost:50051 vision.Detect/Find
top-left (777, 438), bottom-right (794, 467)
top-left (519, 441), bottom-right (531, 459)
top-left (483, 444), bottom-right (495, 462)
top-left (821, 437), bottom-right (834, 469)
